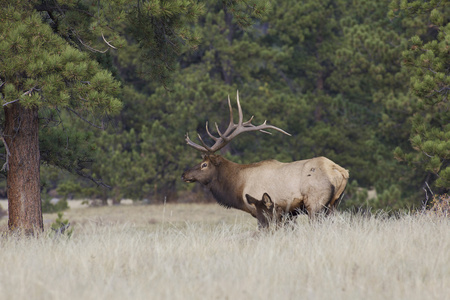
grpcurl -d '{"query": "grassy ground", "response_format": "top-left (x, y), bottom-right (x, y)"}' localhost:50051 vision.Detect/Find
top-left (0, 202), bottom-right (449, 300)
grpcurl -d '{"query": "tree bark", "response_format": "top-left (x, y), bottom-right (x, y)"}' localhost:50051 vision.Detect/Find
top-left (4, 102), bottom-right (43, 234)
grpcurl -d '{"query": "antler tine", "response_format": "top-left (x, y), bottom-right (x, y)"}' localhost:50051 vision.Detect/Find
top-left (236, 90), bottom-right (244, 126)
top-left (242, 115), bottom-right (254, 126)
top-left (228, 94), bottom-right (233, 124)
top-left (259, 129), bottom-right (272, 135)
top-left (205, 121), bottom-right (219, 141)
top-left (215, 122), bottom-right (223, 137)
top-left (219, 94), bottom-right (237, 137)
top-left (185, 132), bottom-right (209, 153)
top-left (256, 122), bottom-right (292, 136)
top-left (196, 133), bottom-right (215, 152)
top-left (247, 120), bottom-right (292, 136)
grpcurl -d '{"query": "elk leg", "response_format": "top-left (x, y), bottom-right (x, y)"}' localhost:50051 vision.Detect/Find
top-left (306, 200), bottom-right (325, 222)
top-left (282, 213), bottom-right (298, 230)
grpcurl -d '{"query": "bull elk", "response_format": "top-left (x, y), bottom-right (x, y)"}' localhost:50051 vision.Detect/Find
top-left (182, 91), bottom-right (349, 228)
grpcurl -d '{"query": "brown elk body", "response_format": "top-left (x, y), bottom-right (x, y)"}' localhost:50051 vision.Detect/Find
top-left (182, 92), bottom-right (349, 228)
top-left (182, 154), bottom-right (349, 226)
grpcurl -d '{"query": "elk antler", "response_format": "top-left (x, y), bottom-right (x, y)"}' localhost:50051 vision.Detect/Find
top-left (185, 91), bottom-right (291, 154)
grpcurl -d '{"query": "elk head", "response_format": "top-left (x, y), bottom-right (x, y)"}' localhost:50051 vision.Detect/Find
top-left (181, 154), bottom-right (223, 185)
top-left (246, 193), bottom-right (275, 228)
top-left (246, 193), bottom-right (287, 228)
top-left (246, 193), bottom-right (274, 211)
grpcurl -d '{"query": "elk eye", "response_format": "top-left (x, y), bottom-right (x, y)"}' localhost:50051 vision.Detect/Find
top-left (201, 163), bottom-right (208, 169)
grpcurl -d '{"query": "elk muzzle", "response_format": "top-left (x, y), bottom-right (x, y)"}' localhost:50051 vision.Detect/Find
top-left (181, 171), bottom-right (196, 183)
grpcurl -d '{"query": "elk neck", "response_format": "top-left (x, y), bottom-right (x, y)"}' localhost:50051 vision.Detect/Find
top-left (206, 156), bottom-right (248, 212)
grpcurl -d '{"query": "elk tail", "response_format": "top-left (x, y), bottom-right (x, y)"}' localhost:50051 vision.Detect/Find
top-left (333, 164), bottom-right (349, 179)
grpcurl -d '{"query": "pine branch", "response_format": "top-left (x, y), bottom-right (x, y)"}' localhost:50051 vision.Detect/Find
top-left (2, 99), bottom-right (21, 107)
top-left (73, 168), bottom-right (111, 189)
top-left (102, 33), bottom-right (117, 50)
top-left (75, 32), bottom-right (109, 53)
top-left (2, 86), bottom-right (40, 107)
top-left (66, 107), bottom-right (105, 130)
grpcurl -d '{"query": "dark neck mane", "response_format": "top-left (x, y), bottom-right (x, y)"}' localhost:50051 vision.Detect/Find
top-left (206, 158), bottom-right (246, 211)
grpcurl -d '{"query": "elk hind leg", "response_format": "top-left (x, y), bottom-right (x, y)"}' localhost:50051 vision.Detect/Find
top-left (307, 192), bottom-right (334, 221)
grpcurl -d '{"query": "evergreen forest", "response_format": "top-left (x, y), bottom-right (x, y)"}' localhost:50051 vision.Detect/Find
top-left (0, 0), bottom-right (449, 214)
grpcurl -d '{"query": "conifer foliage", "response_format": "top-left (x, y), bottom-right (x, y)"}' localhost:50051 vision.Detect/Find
top-left (0, 2), bottom-right (121, 233)
top-left (390, 1), bottom-right (449, 192)
top-left (0, 0), bottom-right (207, 233)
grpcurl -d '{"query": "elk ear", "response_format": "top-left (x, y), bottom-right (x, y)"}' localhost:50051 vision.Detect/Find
top-left (208, 155), bottom-right (222, 166)
top-left (245, 194), bottom-right (257, 205)
top-left (262, 193), bottom-right (274, 210)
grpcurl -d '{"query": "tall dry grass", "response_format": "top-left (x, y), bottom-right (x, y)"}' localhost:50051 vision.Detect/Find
top-left (0, 204), bottom-right (449, 300)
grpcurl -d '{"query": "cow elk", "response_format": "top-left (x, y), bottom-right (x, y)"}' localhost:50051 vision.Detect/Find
top-left (182, 91), bottom-right (349, 229)
top-left (245, 193), bottom-right (284, 229)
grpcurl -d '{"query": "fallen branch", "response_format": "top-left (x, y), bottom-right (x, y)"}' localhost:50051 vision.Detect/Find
top-left (0, 129), bottom-right (11, 172)
top-left (52, 223), bottom-right (70, 240)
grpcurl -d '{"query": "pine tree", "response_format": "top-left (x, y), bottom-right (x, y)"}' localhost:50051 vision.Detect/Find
top-left (0, 0), bottom-right (204, 233)
top-left (0, 3), bottom-right (121, 233)
top-left (390, 1), bottom-right (450, 193)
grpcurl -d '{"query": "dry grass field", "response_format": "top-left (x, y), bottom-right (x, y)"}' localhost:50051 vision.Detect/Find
top-left (0, 201), bottom-right (449, 300)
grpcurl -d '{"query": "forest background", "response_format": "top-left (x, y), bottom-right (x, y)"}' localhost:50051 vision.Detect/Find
top-left (0, 0), bottom-right (448, 212)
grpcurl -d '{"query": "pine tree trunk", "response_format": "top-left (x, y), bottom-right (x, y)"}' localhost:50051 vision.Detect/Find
top-left (4, 103), bottom-right (43, 234)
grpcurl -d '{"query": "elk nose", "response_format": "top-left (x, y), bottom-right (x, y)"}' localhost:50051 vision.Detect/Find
top-left (181, 172), bottom-right (194, 183)
top-left (181, 172), bottom-right (188, 181)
